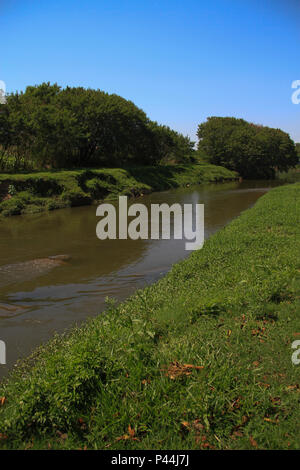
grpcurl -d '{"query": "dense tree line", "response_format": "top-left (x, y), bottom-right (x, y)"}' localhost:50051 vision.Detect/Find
top-left (0, 83), bottom-right (194, 170)
top-left (197, 117), bottom-right (298, 178)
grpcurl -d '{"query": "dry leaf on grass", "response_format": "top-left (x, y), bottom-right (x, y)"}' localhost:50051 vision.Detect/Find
top-left (181, 419), bottom-right (204, 432)
top-left (231, 430), bottom-right (244, 439)
top-left (286, 384), bottom-right (300, 391)
top-left (195, 434), bottom-right (215, 449)
top-left (181, 419), bottom-right (208, 447)
top-left (270, 396), bottom-right (281, 405)
top-left (161, 361), bottom-right (204, 379)
top-left (116, 425), bottom-right (140, 442)
top-left (141, 378), bottom-right (151, 385)
top-left (264, 417), bottom-right (279, 424)
top-left (251, 327), bottom-right (267, 339)
top-left (228, 397), bottom-right (242, 411)
top-left (258, 382), bottom-right (270, 389)
top-left (57, 431), bottom-right (68, 441)
top-left (249, 436), bottom-right (258, 448)
top-left (181, 421), bottom-right (190, 429)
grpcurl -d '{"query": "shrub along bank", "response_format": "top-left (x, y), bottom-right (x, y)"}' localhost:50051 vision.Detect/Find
top-left (0, 163), bottom-right (237, 217)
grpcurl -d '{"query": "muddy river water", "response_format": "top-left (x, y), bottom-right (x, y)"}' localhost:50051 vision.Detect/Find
top-left (0, 180), bottom-right (281, 379)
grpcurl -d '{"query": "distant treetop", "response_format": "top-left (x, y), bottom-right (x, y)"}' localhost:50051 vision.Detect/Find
top-left (197, 116), bottom-right (298, 178)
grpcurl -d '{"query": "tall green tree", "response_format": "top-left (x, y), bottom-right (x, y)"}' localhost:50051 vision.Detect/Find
top-left (197, 117), bottom-right (298, 178)
top-left (0, 83), bottom-right (193, 170)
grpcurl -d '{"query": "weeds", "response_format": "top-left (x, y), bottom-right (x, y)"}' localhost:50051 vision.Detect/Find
top-left (0, 164), bottom-right (237, 218)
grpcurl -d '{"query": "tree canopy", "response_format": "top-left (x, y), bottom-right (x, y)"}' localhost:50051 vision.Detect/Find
top-left (0, 83), bottom-right (194, 170)
top-left (197, 117), bottom-right (298, 178)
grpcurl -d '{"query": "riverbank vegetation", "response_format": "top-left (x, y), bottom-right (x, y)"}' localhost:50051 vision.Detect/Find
top-left (0, 163), bottom-right (237, 217)
top-left (276, 166), bottom-right (300, 184)
top-left (1, 83), bottom-right (298, 181)
top-left (0, 183), bottom-right (299, 449)
top-left (197, 117), bottom-right (298, 178)
top-left (0, 83), bottom-right (194, 172)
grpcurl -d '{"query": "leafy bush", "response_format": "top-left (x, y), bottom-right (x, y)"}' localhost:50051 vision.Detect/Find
top-left (197, 117), bottom-right (298, 178)
top-left (46, 200), bottom-right (66, 211)
top-left (7, 184), bottom-right (16, 196)
top-left (0, 197), bottom-right (24, 216)
top-left (0, 83), bottom-right (194, 169)
top-left (60, 189), bottom-right (91, 207)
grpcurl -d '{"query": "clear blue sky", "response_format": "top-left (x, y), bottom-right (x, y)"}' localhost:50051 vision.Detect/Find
top-left (1, 0), bottom-right (299, 142)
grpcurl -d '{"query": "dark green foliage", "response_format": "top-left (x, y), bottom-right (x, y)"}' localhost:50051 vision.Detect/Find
top-left (60, 190), bottom-right (92, 207)
top-left (0, 197), bottom-right (25, 216)
top-left (0, 83), bottom-right (193, 170)
top-left (275, 166), bottom-right (300, 184)
top-left (0, 163), bottom-right (237, 217)
top-left (197, 117), bottom-right (298, 178)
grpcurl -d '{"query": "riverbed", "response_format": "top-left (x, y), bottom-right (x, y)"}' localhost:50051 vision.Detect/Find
top-left (0, 179), bottom-right (281, 379)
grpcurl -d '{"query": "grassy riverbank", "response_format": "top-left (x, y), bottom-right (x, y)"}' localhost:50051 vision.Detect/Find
top-left (0, 163), bottom-right (237, 217)
top-left (275, 166), bottom-right (300, 184)
top-left (0, 183), bottom-right (299, 450)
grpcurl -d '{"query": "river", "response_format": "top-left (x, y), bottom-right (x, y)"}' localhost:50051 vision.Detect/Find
top-left (0, 179), bottom-right (281, 380)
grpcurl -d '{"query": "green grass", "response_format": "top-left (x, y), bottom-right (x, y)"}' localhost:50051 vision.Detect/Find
top-left (0, 183), bottom-right (299, 450)
top-left (275, 166), bottom-right (300, 184)
top-left (0, 163), bottom-right (237, 218)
